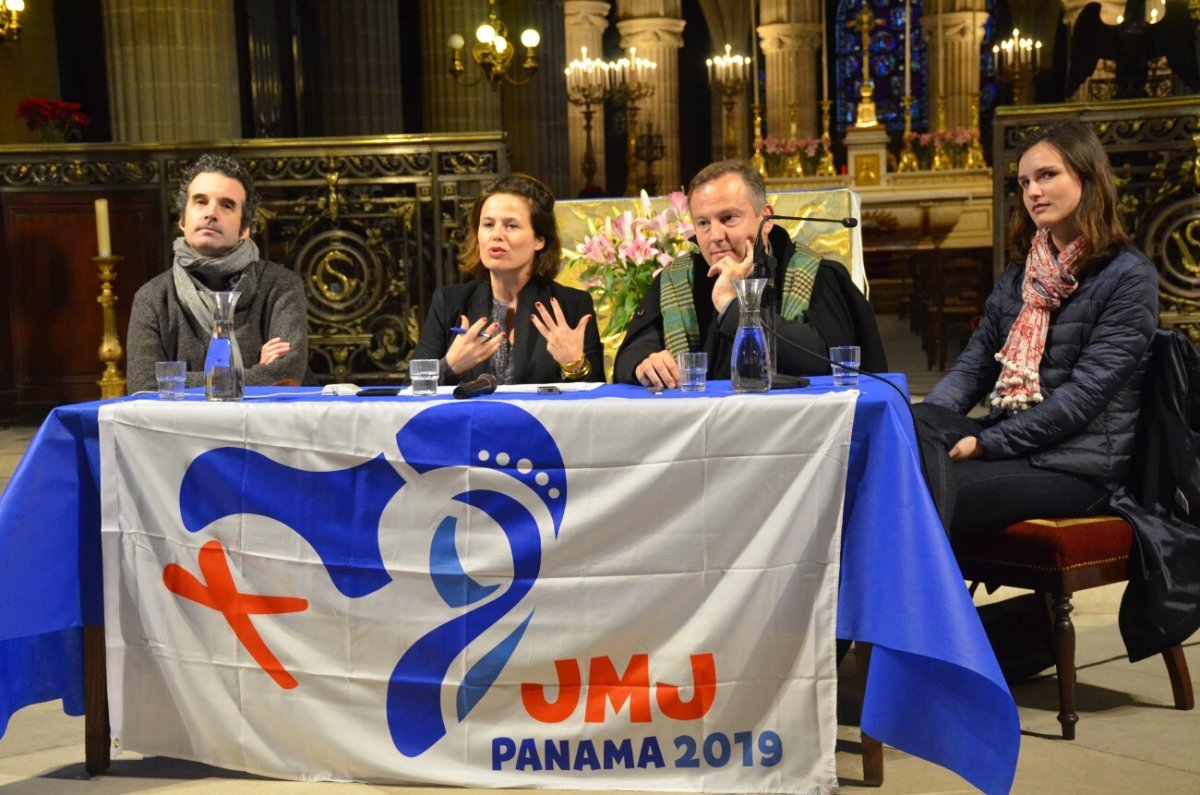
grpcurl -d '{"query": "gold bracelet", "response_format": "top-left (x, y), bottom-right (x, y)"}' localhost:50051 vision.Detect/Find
top-left (560, 354), bottom-right (590, 380)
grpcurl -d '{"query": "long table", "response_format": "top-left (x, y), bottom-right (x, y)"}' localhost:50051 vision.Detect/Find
top-left (0, 379), bottom-right (1019, 793)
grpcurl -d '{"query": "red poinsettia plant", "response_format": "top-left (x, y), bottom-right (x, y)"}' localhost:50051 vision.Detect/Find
top-left (15, 98), bottom-right (90, 143)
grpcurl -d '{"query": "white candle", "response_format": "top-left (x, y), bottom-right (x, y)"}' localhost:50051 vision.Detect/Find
top-left (752, 1), bottom-right (760, 106)
top-left (904, 0), bottom-right (911, 96)
top-left (938, 0), bottom-right (945, 97)
top-left (94, 199), bottom-right (111, 257)
top-left (820, 0), bottom-right (829, 100)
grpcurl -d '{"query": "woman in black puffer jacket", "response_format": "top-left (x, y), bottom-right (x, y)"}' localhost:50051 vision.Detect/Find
top-left (914, 121), bottom-right (1159, 538)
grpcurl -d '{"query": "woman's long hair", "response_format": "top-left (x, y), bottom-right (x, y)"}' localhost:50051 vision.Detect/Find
top-left (460, 174), bottom-right (561, 279)
top-left (1006, 121), bottom-right (1129, 270)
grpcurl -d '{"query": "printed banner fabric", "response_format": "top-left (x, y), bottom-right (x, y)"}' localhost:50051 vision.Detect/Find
top-left (100, 392), bottom-right (857, 793)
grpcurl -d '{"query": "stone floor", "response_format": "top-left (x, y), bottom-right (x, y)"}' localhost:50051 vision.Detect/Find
top-left (2, 319), bottom-right (1196, 794)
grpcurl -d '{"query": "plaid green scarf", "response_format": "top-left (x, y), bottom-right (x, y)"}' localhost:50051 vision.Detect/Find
top-left (661, 245), bottom-right (822, 358)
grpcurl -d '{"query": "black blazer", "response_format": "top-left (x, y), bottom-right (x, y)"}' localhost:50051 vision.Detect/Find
top-left (412, 276), bottom-right (605, 385)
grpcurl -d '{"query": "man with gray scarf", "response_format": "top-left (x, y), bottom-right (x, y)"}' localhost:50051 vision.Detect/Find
top-left (126, 153), bottom-right (308, 393)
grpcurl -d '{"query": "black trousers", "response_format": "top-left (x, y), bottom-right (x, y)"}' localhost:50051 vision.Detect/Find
top-left (912, 402), bottom-right (1110, 538)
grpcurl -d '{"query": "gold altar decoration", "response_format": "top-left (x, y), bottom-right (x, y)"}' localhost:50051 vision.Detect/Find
top-left (850, 4), bottom-right (879, 128)
top-left (447, 0), bottom-right (540, 87)
top-left (898, 96), bottom-right (920, 172)
top-left (93, 255), bottom-right (126, 399)
top-left (0, 0), bottom-right (23, 43)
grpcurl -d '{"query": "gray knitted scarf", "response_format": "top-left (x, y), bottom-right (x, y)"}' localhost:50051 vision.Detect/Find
top-left (172, 237), bottom-right (261, 333)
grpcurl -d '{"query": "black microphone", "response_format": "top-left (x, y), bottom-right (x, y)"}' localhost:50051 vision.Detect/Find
top-left (452, 373), bottom-right (498, 399)
top-left (752, 212), bottom-right (859, 275)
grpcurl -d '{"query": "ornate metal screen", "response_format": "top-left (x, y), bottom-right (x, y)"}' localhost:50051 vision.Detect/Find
top-left (993, 98), bottom-right (1200, 341)
top-left (0, 135), bottom-right (508, 386)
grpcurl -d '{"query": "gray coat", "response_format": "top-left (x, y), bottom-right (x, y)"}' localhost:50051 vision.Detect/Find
top-left (125, 260), bottom-right (309, 393)
top-left (924, 245), bottom-right (1159, 486)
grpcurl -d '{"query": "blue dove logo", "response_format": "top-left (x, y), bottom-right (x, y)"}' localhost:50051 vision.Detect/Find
top-left (177, 402), bottom-right (566, 757)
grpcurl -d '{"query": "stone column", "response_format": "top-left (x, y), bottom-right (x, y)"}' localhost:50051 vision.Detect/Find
top-left (563, 1), bottom-right (611, 197)
top-left (301, 0), bottom-right (405, 136)
top-left (500, 0), bottom-right (571, 197)
top-left (924, 4), bottom-right (985, 131)
top-left (420, 0), bottom-right (502, 132)
top-left (617, 0), bottom-right (685, 194)
top-left (102, 0), bottom-right (241, 142)
top-left (758, 23), bottom-right (821, 140)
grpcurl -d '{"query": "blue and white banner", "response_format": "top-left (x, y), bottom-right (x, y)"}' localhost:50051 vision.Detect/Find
top-left (100, 392), bottom-right (856, 792)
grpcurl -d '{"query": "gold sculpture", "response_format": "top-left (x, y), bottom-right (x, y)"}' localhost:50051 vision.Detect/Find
top-left (850, 4), bottom-right (879, 128)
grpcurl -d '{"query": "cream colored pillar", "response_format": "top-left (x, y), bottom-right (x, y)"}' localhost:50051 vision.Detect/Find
top-left (563, 1), bottom-right (611, 196)
top-left (500, 0), bottom-right (571, 197)
top-left (758, 23), bottom-right (821, 140)
top-left (420, 0), bottom-right (502, 132)
top-left (102, 0), bottom-right (241, 142)
top-left (302, 0), bottom-right (405, 135)
top-left (617, 0), bottom-right (685, 194)
top-left (925, 5), bottom-right (985, 130)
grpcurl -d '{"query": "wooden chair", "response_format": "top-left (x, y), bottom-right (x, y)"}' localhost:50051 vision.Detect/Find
top-left (919, 255), bottom-right (983, 371)
top-left (953, 516), bottom-right (1195, 739)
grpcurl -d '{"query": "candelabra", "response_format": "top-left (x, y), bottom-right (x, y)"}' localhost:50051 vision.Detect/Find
top-left (613, 48), bottom-right (656, 197)
top-left (992, 27), bottom-right (1041, 105)
top-left (634, 124), bottom-right (665, 195)
top-left (564, 47), bottom-right (614, 195)
top-left (707, 44), bottom-right (750, 160)
top-left (447, 0), bottom-right (540, 87)
top-left (93, 255), bottom-right (126, 399)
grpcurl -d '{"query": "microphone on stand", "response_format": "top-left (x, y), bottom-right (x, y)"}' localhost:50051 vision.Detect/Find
top-left (453, 373), bottom-right (498, 399)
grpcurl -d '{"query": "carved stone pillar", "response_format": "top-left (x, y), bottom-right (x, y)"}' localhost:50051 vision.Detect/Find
top-left (564, 1), bottom-right (611, 196)
top-left (301, 0), bottom-right (405, 135)
top-left (419, 0), bottom-right (502, 132)
top-left (617, 0), bottom-right (685, 193)
top-left (924, 4), bottom-right (985, 130)
top-left (102, 0), bottom-right (241, 143)
top-left (758, 23), bottom-right (821, 140)
top-left (500, 0), bottom-right (572, 197)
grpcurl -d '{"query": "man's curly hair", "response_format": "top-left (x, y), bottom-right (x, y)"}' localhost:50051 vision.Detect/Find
top-left (175, 153), bottom-right (259, 234)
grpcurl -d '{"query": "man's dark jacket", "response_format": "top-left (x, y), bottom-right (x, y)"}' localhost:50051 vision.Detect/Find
top-left (613, 226), bottom-right (887, 383)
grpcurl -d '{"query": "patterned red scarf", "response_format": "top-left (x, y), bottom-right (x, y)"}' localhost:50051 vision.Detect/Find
top-left (989, 228), bottom-right (1088, 412)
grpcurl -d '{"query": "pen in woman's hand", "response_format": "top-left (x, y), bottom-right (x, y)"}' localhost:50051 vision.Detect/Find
top-left (450, 326), bottom-right (495, 340)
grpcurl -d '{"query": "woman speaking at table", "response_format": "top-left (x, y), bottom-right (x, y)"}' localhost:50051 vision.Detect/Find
top-left (913, 121), bottom-right (1158, 538)
top-left (412, 174), bottom-right (605, 385)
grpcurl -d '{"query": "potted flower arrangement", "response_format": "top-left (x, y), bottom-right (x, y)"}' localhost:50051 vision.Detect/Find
top-left (565, 190), bottom-right (694, 340)
top-left (15, 98), bottom-right (90, 143)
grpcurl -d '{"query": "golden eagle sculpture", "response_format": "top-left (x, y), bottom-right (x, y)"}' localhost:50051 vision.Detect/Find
top-left (1066, 0), bottom-right (1199, 98)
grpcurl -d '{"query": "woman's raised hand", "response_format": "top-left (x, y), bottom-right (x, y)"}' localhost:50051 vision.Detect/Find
top-left (445, 315), bottom-right (503, 375)
top-left (530, 298), bottom-right (591, 366)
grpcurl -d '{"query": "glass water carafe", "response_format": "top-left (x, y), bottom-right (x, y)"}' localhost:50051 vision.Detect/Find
top-left (203, 290), bottom-right (244, 401)
top-left (731, 278), bottom-right (771, 393)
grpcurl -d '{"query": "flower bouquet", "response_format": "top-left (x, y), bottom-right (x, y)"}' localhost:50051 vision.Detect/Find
top-left (565, 190), bottom-right (694, 339)
top-left (15, 98), bottom-right (90, 143)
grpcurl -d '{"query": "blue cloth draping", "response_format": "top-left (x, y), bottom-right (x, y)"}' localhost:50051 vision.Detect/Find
top-left (0, 379), bottom-right (1017, 793)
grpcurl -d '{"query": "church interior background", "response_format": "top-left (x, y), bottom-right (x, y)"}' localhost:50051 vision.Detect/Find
top-left (0, 0), bottom-right (1196, 419)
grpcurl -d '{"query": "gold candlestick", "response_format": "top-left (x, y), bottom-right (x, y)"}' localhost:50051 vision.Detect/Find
top-left (898, 94), bottom-right (920, 172)
top-left (850, 5), bottom-right (879, 128)
top-left (932, 96), bottom-right (952, 171)
top-left (94, 255), bottom-right (126, 399)
top-left (750, 102), bottom-right (768, 177)
top-left (964, 95), bottom-right (987, 170)
top-left (816, 100), bottom-right (836, 176)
